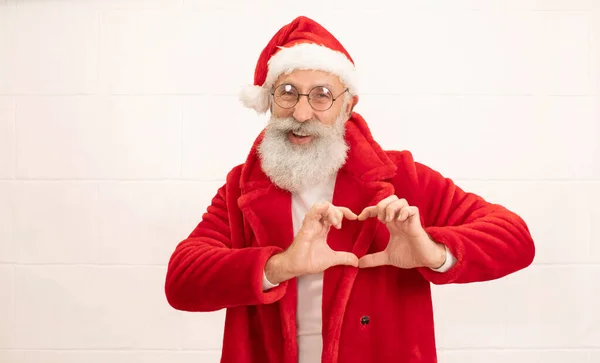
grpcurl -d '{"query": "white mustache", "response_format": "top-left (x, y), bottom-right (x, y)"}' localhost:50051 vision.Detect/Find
top-left (267, 117), bottom-right (332, 138)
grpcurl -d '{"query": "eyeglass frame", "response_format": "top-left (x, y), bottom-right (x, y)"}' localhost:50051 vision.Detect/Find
top-left (270, 83), bottom-right (350, 112)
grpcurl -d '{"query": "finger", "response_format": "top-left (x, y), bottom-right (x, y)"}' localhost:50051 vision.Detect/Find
top-left (396, 206), bottom-right (418, 223)
top-left (385, 198), bottom-right (409, 223)
top-left (324, 204), bottom-right (342, 229)
top-left (334, 207), bottom-right (344, 228)
top-left (308, 202), bottom-right (331, 220)
top-left (357, 195), bottom-right (398, 221)
top-left (337, 206), bottom-right (358, 221)
top-left (376, 195), bottom-right (399, 222)
top-left (331, 251), bottom-right (359, 268)
top-left (357, 206), bottom-right (378, 221)
top-left (303, 203), bottom-right (335, 232)
top-left (330, 206), bottom-right (359, 229)
top-left (358, 251), bottom-right (389, 268)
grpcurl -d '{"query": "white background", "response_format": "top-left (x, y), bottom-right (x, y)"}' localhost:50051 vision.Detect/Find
top-left (0, 0), bottom-right (599, 362)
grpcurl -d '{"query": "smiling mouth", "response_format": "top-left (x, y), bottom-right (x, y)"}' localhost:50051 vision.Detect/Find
top-left (288, 131), bottom-right (313, 145)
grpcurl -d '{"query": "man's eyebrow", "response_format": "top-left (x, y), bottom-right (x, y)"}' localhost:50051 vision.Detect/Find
top-left (318, 83), bottom-right (334, 89)
top-left (277, 81), bottom-right (335, 90)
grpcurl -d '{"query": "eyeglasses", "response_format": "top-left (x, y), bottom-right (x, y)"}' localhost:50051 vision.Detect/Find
top-left (271, 84), bottom-right (349, 111)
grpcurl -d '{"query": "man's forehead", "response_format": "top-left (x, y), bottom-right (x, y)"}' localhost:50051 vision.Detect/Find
top-left (276, 70), bottom-right (342, 89)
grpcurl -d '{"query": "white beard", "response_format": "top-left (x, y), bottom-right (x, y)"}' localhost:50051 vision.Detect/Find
top-left (257, 105), bottom-right (350, 193)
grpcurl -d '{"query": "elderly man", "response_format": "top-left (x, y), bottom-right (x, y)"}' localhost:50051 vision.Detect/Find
top-left (165, 16), bottom-right (535, 363)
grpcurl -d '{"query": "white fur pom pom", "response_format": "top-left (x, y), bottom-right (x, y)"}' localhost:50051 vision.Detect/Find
top-left (239, 85), bottom-right (271, 114)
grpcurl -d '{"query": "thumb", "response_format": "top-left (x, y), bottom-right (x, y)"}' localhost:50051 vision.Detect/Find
top-left (358, 251), bottom-right (389, 268)
top-left (330, 251), bottom-right (359, 268)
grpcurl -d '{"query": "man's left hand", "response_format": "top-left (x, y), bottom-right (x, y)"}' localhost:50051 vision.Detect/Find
top-left (357, 195), bottom-right (446, 269)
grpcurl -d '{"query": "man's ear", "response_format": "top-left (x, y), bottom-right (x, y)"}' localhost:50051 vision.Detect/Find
top-left (348, 95), bottom-right (359, 114)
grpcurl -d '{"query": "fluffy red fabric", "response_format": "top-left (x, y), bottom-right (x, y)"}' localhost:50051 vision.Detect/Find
top-left (165, 112), bottom-right (535, 363)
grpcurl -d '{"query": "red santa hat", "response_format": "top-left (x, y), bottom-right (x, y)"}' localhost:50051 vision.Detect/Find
top-left (239, 16), bottom-right (358, 114)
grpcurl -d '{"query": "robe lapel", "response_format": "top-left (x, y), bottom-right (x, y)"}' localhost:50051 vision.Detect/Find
top-left (237, 131), bottom-right (296, 251)
top-left (238, 184), bottom-right (299, 363)
top-left (237, 142), bottom-right (299, 363)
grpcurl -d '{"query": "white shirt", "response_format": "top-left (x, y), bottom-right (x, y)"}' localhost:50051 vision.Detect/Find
top-left (262, 173), bottom-right (456, 363)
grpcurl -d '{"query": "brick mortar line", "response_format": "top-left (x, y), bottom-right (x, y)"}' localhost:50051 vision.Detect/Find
top-left (0, 348), bottom-right (598, 352)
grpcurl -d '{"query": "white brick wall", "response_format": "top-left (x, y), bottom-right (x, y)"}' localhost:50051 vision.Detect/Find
top-left (0, 0), bottom-right (598, 362)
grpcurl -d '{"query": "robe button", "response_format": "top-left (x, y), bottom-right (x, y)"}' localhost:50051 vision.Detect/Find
top-left (360, 316), bottom-right (370, 325)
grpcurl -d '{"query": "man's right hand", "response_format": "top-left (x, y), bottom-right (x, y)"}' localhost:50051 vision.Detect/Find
top-left (264, 202), bottom-right (359, 285)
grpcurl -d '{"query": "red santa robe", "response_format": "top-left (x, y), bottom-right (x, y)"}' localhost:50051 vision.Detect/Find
top-left (164, 112), bottom-right (535, 363)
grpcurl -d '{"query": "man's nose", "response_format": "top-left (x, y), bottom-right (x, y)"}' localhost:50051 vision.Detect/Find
top-left (292, 95), bottom-right (314, 122)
